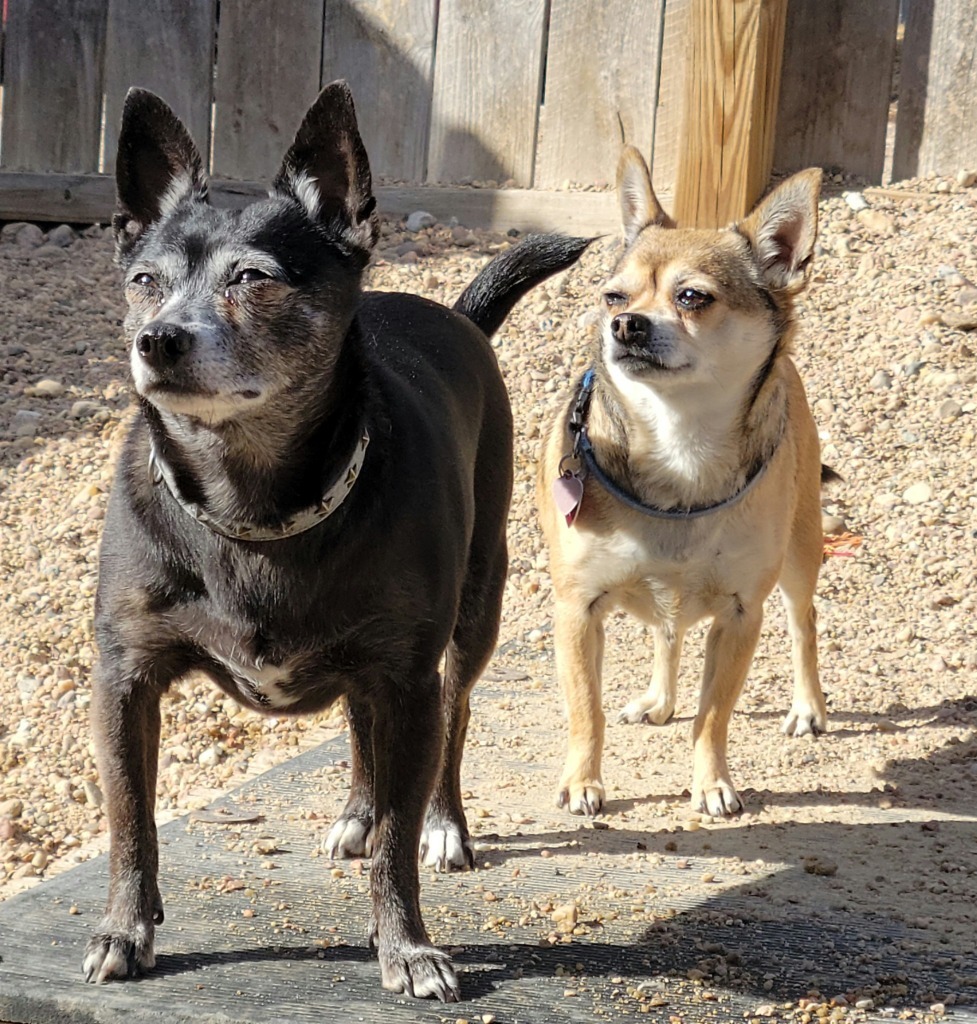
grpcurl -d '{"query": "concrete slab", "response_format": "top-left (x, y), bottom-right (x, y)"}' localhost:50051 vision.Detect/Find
top-left (1, 732), bottom-right (975, 1024)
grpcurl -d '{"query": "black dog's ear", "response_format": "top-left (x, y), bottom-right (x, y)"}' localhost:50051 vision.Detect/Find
top-left (114, 88), bottom-right (208, 259)
top-left (273, 81), bottom-right (379, 252)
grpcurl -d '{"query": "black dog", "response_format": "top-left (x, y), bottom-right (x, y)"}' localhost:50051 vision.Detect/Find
top-left (82, 82), bottom-right (588, 1001)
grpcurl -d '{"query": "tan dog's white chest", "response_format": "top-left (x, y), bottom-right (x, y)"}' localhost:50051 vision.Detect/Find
top-left (560, 507), bottom-right (783, 628)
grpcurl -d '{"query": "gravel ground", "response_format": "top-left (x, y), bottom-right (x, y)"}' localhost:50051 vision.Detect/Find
top-left (1, 174), bottom-right (976, 1011)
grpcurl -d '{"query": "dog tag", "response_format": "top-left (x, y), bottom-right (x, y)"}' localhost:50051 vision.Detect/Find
top-left (553, 472), bottom-right (584, 527)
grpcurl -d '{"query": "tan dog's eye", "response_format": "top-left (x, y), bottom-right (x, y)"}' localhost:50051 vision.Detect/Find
top-left (132, 272), bottom-right (157, 288)
top-left (603, 291), bottom-right (629, 309)
top-left (676, 288), bottom-right (713, 311)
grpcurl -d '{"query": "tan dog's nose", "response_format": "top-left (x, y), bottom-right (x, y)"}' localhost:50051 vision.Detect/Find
top-left (611, 312), bottom-right (650, 346)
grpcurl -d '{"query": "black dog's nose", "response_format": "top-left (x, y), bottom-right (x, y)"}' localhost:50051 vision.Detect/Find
top-left (611, 312), bottom-right (650, 346)
top-left (135, 322), bottom-right (193, 370)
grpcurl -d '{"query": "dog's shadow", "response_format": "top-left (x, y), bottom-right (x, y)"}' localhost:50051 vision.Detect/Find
top-left (141, 733), bottom-right (977, 1009)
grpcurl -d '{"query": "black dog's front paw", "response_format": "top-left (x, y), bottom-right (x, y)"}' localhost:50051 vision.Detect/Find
top-left (83, 921), bottom-right (155, 983)
top-left (323, 810), bottom-right (375, 859)
top-left (379, 939), bottom-right (460, 1002)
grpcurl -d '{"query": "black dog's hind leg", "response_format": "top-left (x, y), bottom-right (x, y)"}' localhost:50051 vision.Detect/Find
top-left (370, 672), bottom-right (459, 1001)
top-left (83, 661), bottom-right (164, 982)
top-left (324, 694), bottom-right (376, 858)
top-left (420, 549), bottom-right (507, 872)
top-left (421, 417), bottom-right (512, 873)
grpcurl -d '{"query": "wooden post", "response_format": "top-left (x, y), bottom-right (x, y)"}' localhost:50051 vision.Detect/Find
top-left (893, 0), bottom-right (977, 180)
top-left (673, 0), bottom-right (788, 228)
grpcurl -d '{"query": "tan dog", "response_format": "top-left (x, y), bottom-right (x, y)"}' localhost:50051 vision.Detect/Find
top-left (537, 148), bottom-right (828, 819)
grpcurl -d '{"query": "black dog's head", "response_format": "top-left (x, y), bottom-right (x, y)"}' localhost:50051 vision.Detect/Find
top-left (113, 83), bottom-right (379, 428)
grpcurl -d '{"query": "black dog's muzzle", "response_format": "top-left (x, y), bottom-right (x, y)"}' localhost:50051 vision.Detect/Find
top-left (135, 321), bottom-right (194, 372)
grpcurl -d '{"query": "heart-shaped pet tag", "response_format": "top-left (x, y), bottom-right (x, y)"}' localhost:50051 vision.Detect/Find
top-left (553, 472), bottom-right (584, 527)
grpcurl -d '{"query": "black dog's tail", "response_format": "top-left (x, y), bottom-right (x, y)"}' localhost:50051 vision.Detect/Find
top-left (453, 234), bottom-right (594, 338)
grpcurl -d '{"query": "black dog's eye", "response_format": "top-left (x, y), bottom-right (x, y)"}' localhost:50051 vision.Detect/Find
top-left (229, 268), bottom-right (271, 286)
top-left (676, 288), bottom-right (713, 311)
top-left (132, 272), bottom-right (157, 287)
top-left (603, 291), bottom-right (629, 309)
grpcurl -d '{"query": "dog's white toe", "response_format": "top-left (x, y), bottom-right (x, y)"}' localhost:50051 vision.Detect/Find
top-left (782, 702), bottom-right (827, 737)
top-left (618, 694), bottom-right (675, 725)
top-left (693, 779), bottom-right (743, 817)
top-left (419, 823), bottom-right (473, 872)
top-left (83, 920), bottom-right (155, 983)
top-left (557, 781), bottom-right (605, 816)
top-left (323, 816), bottom-right (374, 859)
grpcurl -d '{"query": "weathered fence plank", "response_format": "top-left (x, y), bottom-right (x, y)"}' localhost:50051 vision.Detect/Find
top-left (322, 0), bottom-right (437, 183)
top-left (651, 0), bottom-right (689, 205)
top-left (674, 0), bottom-right (788, 228)
top-left (0, 172), bottom-right (633, 235)
top-left (428, 0), bottom-right (548, 187)
top-left (774, 0), bottom-right (898, 183)
top-left (212, 0), bottom-right (324, 182)
top-left (0, 0), bottom-right (108, 173)
top-left (893, 0), bottom-right (977, 180)
top-left (5, 0), bottom-right (968, 224)
top-left (534, 0), bottom-right (665, 190)
top-left (102, 0), bottom-right (218, 174)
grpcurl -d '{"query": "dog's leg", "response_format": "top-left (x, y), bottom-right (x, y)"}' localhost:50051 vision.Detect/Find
top-left (83, 665), bottom-right (163, 983)
top-left (420, 640), bottom-right (477, 872)
top-left (324, 695), bottom-right (376, 858)
top-left (555, 599), bottom-right (606, 815)
top-left (370, 673), bottom-right (459, 1001)
top-left (779, 509), bottom-right (827, 737)
top-left (691, 605), bottom-right (764, 816)
top-left (619, 622), bottom-right (685, 725)
top-left (421, 547), bottom-right (506, 872)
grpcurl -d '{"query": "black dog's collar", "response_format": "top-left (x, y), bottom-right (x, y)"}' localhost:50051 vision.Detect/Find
top-left (562, 368), bottom-right (776, 521)
top-left (149, 428), bottom-right (370, 542)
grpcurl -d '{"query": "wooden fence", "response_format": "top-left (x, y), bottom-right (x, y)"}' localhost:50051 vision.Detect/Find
top-left (0, 0), bottom-right (975, 232)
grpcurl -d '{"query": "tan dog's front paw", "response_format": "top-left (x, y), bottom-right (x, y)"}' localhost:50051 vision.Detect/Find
top-left (692, 775), bottom-right (742, 817)
top-left (557, 778), bottom-right (605, 816)
top-left (782, 700), bottom-right (827, 737)
top-left (618, 693), bottom-right (675, 725)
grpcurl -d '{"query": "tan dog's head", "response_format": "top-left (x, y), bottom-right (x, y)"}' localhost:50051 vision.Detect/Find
top-left (599, 147), bottom-right (820, 406)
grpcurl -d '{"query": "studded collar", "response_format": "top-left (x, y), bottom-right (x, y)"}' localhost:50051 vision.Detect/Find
top-left (149, 427), bottom-right (370, 542)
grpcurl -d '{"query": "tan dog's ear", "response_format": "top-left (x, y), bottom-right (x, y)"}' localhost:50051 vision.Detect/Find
top-left (617, 146), bottom-right (674, 244)
top-left (737, 168), bottom-right (821, 293)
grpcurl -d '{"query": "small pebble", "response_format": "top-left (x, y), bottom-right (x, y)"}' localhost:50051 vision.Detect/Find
top-left (405, 210), bottom-right (436, 232)
top-left (902, 482), bottom-right (932, 504)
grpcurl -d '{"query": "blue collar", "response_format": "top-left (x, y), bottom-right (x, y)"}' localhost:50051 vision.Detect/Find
top-left (565, 369), bottom-right (775, 521)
